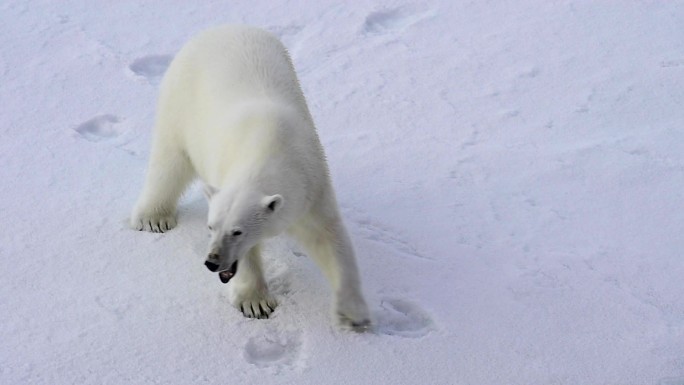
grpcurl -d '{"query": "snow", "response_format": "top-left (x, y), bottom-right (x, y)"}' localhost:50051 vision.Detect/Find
top-left (1, 1), bottom-right (683, 384)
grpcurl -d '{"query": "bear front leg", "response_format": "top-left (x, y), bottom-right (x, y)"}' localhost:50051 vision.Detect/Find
top-left (329, 233), bottom-right (371, 331)
top-left (131, 146), bottom-right (194, 233)
top-left (229, 245), bottom-right (277, 319)
top-left (292, 216), bottom-right (371, 331)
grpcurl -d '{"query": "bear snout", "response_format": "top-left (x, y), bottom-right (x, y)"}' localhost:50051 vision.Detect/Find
top-left (204, 258), bottom-right (220, 272)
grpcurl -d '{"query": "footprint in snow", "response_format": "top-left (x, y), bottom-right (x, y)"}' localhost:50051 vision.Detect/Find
top-left (658, 377), bottom-right (684, 385)
top-left (362, 7), bottom-right (435, 35)
top-left (74, 114), bottom-right (122, 142)
top-left (518, 67), bottom-right (541, 79)
top-left (129, 54), bottom-right (173, 84)
top-left (374, 298), bottom-right (433, 338)
top-left (243, 329), bottom-right (303, 369)
top-left (660, 60), bottom-right (684, 68)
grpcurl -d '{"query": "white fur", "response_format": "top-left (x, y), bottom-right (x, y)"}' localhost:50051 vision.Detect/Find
top-left (131, 25), bottom-right (370, 329)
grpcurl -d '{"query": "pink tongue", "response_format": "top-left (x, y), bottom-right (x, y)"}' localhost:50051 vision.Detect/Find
top-left (218, 260), bottom-right (238, 284)
top-left (219, 271), bottom-right (233, 283)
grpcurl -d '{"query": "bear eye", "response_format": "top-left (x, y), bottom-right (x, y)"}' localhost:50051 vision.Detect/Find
top-left (232, 230), bottom-right (243, 237)
top-left (208, 225), bottom-right (214, 231)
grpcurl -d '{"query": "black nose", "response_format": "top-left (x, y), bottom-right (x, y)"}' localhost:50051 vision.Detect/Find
top-left (205, 260), bottom-right (219, 272)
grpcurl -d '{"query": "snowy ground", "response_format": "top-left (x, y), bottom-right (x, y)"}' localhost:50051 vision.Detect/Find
top-left (1, 1), bottom-right (683, 384)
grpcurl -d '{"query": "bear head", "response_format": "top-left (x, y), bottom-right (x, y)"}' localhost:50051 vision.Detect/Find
top-left (203, 184), bottom-right (283, 283)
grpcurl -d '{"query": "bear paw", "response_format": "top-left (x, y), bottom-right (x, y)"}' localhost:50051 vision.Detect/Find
top-left (130, 213), bottom-right (177, 233)
top-left (236, 297), bottom-right (277, 320)
top-left (337, 311), bottom-right (372, 332)
top-left (335, 293), bottom-right (372, 332)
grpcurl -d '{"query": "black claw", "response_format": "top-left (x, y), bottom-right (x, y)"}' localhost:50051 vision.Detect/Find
top-left (351, 319), bottom-right (370, 327)
top-left (350, 319), bottom-right (372, 332)
top-left (259, 304), bottom-right (269, 318)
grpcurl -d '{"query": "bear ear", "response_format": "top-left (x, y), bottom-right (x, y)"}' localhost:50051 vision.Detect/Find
top-left (262, 194), bottom-right (284, 213)
top-left (203, 184), bottom-right (219, 201)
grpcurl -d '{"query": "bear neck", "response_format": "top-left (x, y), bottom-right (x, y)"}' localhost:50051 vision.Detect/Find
top-left (218, 155), bottom-right (284, 197)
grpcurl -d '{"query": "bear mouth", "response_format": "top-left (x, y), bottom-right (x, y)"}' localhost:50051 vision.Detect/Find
top-left (218, 260), bottom-right (238, 284)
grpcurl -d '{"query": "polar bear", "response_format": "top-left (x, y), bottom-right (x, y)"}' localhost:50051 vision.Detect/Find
top-left (130, 25), bottom-right (370, 330)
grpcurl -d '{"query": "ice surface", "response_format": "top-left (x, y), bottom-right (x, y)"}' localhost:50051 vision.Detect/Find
top-left (1, 1), bottom-right (682, 384)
